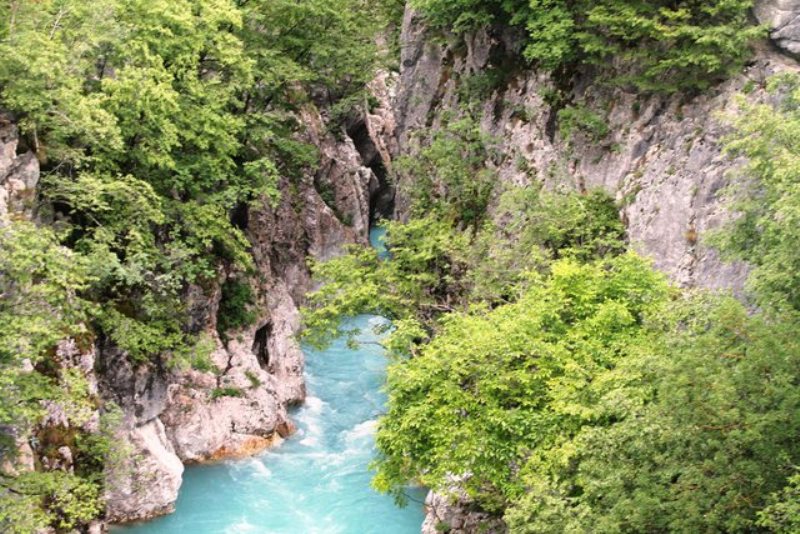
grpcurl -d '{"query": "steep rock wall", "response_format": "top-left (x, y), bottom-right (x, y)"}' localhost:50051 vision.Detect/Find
top-left (101, 76), bottom-right (397, 523)
top-left (395, 9), bottom-right (800, 293)
top-left (0, 71), bottom-right (397, 525)
top-left (757, 0), bottom-right (800, 55)
top-left (390, 3), bottom-right (800, 532)
top-left (0, 117), bottom-right (38, 223)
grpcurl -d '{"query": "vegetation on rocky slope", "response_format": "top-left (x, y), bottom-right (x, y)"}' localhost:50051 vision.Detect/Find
top-left (413, 0), bottom-right (762, 91)
top-left (2, 0), bottom-right (799, 532)
top-left (0, 0), bottom-right (391, 530)
top-left (303, 76), bottom-right (800, 534)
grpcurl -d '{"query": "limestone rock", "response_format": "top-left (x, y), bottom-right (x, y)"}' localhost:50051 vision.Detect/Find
top-left (104, 419), bottom-right (184, 523)
top-left (97, 342), bottom-right (170, 427)
top-left (756, 0), bottom-right (800, 55)
top-left (160, 341), bottom-right (287, 463)
top-left (393, 5), bottom-right (800, 292)
top-left (421, 490), bottom-right (506, 534)
top-left (0, 437), bottom-right (35, 476)
top-left (0, 116), bottom-right (39, 223)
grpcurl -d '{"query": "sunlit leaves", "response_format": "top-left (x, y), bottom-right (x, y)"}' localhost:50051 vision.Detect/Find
top-left (719, 73), bottom-right (800, 311)
top-left (508, 298), bottom-right (800, 532)
top-left (372, 254), bottom-right (669, 510)
top-left (412, 0), bottom-right (760, 91)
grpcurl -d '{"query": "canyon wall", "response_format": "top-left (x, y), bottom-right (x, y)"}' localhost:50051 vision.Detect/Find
top-left (101, 74), bottom-right (398, 523)
top-left (388, 1), bottom-right (800, 532)
top-left (395, 9), bottom-right (799, 295)
top-left (6, 1), bottom-right (800, 530)
top-left (0, 72), bottom-right (397, 525)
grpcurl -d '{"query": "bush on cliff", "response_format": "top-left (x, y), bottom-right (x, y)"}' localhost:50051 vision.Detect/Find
top-left (372, 254), bottom-right (671, 511)
top-left (412, 0), bottom-right (761, 91)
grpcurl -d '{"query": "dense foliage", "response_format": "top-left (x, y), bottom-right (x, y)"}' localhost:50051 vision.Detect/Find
top-left (0, 223), bottom-right (91, 443)
top-left (506, 298), bottom-right (800, 532)
top-left (373, 254), bottom-right (671, 510)
top-left (412, 0), bottom-right (761, 91)
top-left (397, 117), bottom-right (498, 229)
top-left (718, 73), bottom-right (800, 312)
top-left (302, 73), bottom-right (800, 531)
top-left (0, 222), bottom-right (117, 532)
top-left (0, 0), bottom-right (391, 530)
top-left (0, 0), bottom-right (387, 361)
top-left (303, 185), bottom-right (626, 354)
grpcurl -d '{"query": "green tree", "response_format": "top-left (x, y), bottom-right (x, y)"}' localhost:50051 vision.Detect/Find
top-left (397, 117), bottom-right (498, 229)
top-left (0, 0), bottom-right (391, 366)
top-left (372, 254), bottom-right (670, 512)
top-left (0, 0), bottom-right (392, 528)
top-left (507, 298), bottom-right (800, 533)
top-left (412, 0), bottom-right (761, 91)
top-left (468, 186), bottom-right (626, 303)
top-left (0, 222), bottom-right (114, 533)
top-left (303, 216), bottom-right (471, 352)
top-left (758, 474), bottom-right (800, 533)
top-left (718, 73), bottom-right (800, 311)
top-left (303, 186), bottom-right (626, 352)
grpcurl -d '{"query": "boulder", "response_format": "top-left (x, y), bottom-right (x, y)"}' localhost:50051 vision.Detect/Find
top-left (756, 0), bottom-right (800, 56)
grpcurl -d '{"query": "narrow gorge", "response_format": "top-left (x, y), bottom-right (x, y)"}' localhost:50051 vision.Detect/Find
top-left (3, 1), bottom-right (800, 533)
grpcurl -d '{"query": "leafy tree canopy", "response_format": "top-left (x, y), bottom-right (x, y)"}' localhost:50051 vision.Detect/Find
top-left (302, 185), bottom-right (626, 354)
top-left (507, 297), bottom-right (800, 532)
top-left (0, 0), bottom-right (392, 530)
top-left (372, 253), bottom-right (671, 511)
top-left (411, 0), bottom-right (762, 91)
top-left (718, 73), bottom-right (800, 312)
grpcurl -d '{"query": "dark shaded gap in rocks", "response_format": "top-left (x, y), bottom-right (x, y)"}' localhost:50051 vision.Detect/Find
top-left (346, 120), bottom-right (395, 225)
top-left (252, 322), bottom-right (272, 371)
top-left (231, 202), bottom-right (249, 231)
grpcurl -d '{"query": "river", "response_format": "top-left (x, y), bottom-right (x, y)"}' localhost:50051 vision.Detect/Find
top-left (119, 227), bottom-right (425, 533)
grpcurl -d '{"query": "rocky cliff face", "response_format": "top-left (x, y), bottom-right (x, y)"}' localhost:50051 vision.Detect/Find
top-left (390, 2), bottom-right (800, 531)
top-left (100, 74), bottom-right (398, 523)
top-left (0, 117), bottom-right (38, 224)
top-left (757, 0), bottom-right (800, 55)
top-left (395, 6), bottom-right (800, 293)
top-left (0, 72), bottom-right (397, 524)
top-left (7, 1), bottom-right (799, 530)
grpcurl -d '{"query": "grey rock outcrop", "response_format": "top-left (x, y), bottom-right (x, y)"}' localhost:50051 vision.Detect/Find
top-left (421, 490), bottom-right (506, 534)
top-left (159, 333), bottom-right (293, 463)
top-left (756, 0), bottom-right (800, 55)
top-left (393, 10), bottom-right (800, 292)
top-left (105, 419), bottom-right (184, 522)
top-left (0, 117), bottom-right (38, 224)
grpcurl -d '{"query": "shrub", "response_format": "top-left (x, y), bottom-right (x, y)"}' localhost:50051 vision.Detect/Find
top-left (557, 104), bottom-right (609, 141)
top-left (217, 279), bottom-right (257, 340)
top-left (244, 370), bottom-right (262, 389)
top-left (210, 387), bottom-right (244, 400)
top-left (396, 117), bottom-right (498, 229)
top-left (412, 0), bottom-right (761, 92)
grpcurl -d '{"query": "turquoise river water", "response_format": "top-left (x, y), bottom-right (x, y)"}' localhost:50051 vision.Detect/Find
top-left (119, 227), bottom-right (425, 533)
